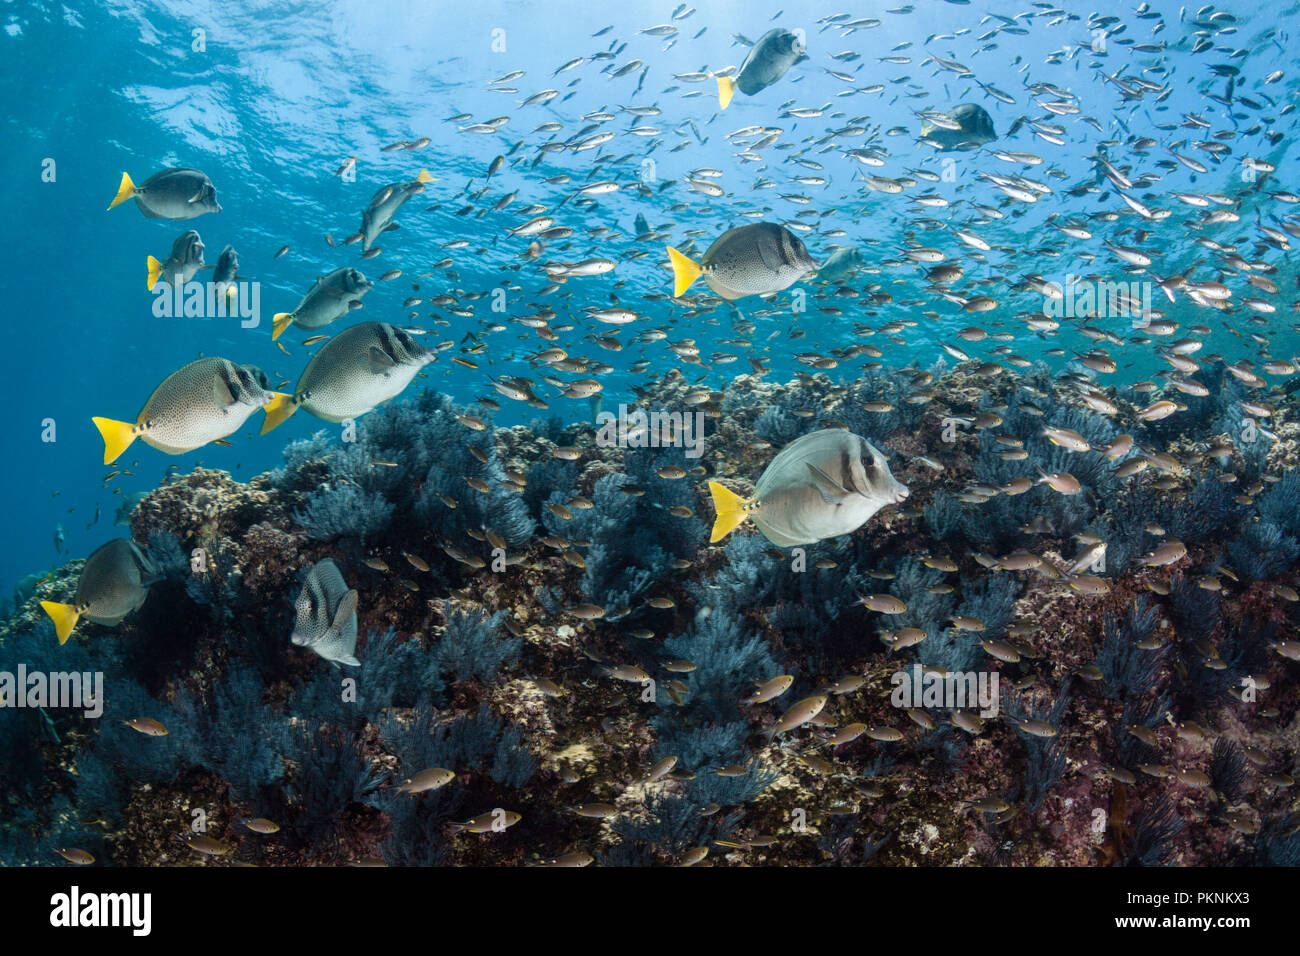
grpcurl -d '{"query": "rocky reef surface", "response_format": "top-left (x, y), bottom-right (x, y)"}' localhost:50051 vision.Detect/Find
top-left (2, 361), bottom-right (1298, 867)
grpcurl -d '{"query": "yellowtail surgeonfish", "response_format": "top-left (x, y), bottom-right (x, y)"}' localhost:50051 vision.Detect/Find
top-left (290, 558), bottom-right (360, 667)
top-left (717, 28), bottom-right (807, 109)
top-left (667, 222), bottom-right (817, 299)
top-left (271, 267), bottom-right (374, 340)
top-left (107, 167), bottom-right (221, 220)
top-left (92, 358), bottom-right (288, 465)
top-left (261, 322), bottom-right (436, 433)
top-left (40, 538), bottom-right (160, 644)
top-left (359, 169), bottom-right (436, 252)
top-left (920, 103), bottom-right (997, 151)
top-left (709, 429), bottom-right (909, 546)
top-left (146, 229), bottom-right (204, 291)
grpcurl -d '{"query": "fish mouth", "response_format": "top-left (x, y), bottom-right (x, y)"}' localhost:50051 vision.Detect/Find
top-left (893, 484), bottom-right (910, 503)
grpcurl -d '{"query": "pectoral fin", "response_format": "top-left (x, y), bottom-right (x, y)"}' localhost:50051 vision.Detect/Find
top-left (757, 238), bottom-right (783, 273)
top-left (330, 589), bottom-right (359, 633)
top-left (368, 346), bottom-right (397, 373)
top-left (213, 376), bottom-right (237, 408)
top-left (805, 462), bottom-right (851, 504)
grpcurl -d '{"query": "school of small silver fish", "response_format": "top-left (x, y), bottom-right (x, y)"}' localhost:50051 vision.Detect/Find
top-left (12, 0), bottom-right (1300, 868)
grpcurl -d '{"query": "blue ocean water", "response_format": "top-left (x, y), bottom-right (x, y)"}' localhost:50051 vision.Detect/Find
top-left (1, 0), bottom-right (1295, 596)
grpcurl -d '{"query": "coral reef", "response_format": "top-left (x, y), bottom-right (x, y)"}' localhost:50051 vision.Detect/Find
top-left (2, 363), bottom-right (1298, 867)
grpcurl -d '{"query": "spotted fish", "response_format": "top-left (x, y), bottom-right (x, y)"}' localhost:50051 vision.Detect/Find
top-left (717, 28), bottom-right (808, 109)
top-left (921, 103), bottom-right (997, 151)
top-left (93, 358), bottom-right (288, 464)
top-left (261, 322), bottom-right (436, 432)
top-left (709, 429), bottom-right (909, 546)
top-left (40, 538), bottom-right (159, 644)
top-left (146, 229), bottom-right (205, 291)
top-left (107, 167), bottom-right (221, 220)
top-left (290, 558), bottom-right (360, 667)
top-left (667, 222), bottom-right (817, 299)
top-left (271, 267), bottom-right (374, 340)
top-left (359, 170), bottom-right (436, 251)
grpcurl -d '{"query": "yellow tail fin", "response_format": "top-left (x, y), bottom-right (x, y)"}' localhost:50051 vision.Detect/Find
top-left (260, 392), bottom-right (298, 434)
top-left (40, 601), bottom-right (82, 645)
top-left (271, 312), bottom-right (295, 340)
top-left (717, 75), bottom-right (737, 110)
top-left (92, 417), bottom-right (138, 465)
top-left (708, 481), bottom-right (752, 543)
top-left (416, 168), bottom-right (436, 184)
top-left (107, 171), bottom-right (136, 211)
top-left (667, 246), bottom-right (703, 298)
top-left (146, 255), bottom-right (164, 291)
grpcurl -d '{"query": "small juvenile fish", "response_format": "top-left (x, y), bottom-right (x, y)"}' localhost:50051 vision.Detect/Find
top-left (603, 664), bottom-right (651, 682)
top-left (825, 723), bottom-right (867, 745)
top-left (856, 594), bottom-right (907, 614)
top-left (122, 717), bottom-right (169, 736)
top-left (864, 726), bottom-right (904, 742)
top-left (394, 768), bottom-right (456, 794)
top-left (642, 756), bottom-right (679, 783)
top-left (772, 694), bottom-right (828, 735)
top-left (450, 810), bottom-right (522, 834)
top-left (1142, 540), bottom-right (1187, 567)
top-left (182, 835), bottom-right (231, 856)
top-left (1036, 470), bottom-right (1081, 494)
top-left (1041, 427), bottom-right (1089, 452)
top-left (744, 675), bottom-right (794, 704)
